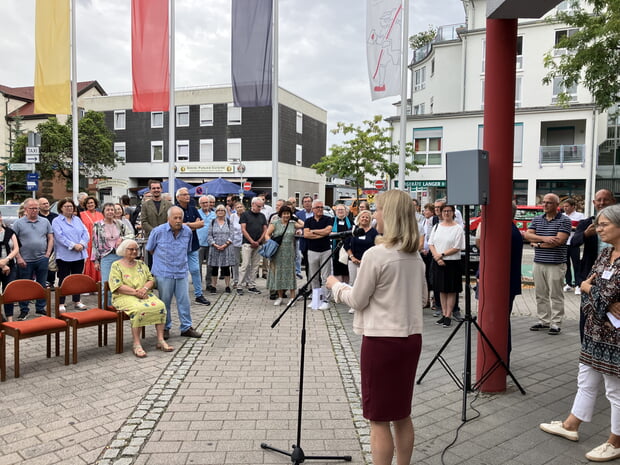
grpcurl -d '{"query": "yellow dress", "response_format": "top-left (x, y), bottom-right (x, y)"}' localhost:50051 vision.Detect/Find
top-left (109, 260), bottom-right (165, 328)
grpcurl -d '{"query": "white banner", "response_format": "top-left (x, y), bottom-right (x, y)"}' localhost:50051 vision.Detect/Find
top-left (366, 0), bottom-right (402, 101)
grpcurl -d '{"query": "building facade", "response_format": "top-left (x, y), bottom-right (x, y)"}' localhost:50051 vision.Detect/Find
top-left (390, 0), bottom-right (615, 214)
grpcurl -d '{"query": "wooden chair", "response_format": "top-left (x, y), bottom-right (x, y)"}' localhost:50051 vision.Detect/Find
top-left (0, 280), bottom-right (69, 378)
top-left (55, 274), bottom-right (119, 364)
top-left (103, 281), bottom-right (145, 354)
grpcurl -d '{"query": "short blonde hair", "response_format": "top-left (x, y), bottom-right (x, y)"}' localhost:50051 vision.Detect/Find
top-left (355, 210), bottom-right (372, 225)
top-left (375, 190), bottom-right (419, 253)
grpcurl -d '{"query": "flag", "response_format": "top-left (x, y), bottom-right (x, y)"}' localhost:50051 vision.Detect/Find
top-left (366, 0), bottom-right (402, 101)
top-left (231, 0), bottom-right (273, 107)
top-left (34, 0), bottom-right (71, 115)
top-left (132, 0), bottom-right (169, 112)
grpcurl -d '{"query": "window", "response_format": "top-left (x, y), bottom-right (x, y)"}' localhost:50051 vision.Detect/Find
top-left (477, 123), bottom-right (524, 163)
top-left (414, 67), bottom-right (426, 91)
top-left (296, 145), bottom-right (302, 166)
top-left (176, 140), bottom-right (189, 162)
top-left (552, 77), bottom-right (577, 102)
top-left (200, 104), bottom-right (213, 126)
top-left (114, 110), bottom-right (126, 130)
top-left (151, 141), bottom-right (164, 162)
top-left (228, 103), bottom-right (242, 125)
top-left (515, 76), bottom-right (523, 108)
top-left (151, 111), bottom-right (164, 128)
top-left (554, 28), bottom-right (578, 56)
top-left (113, 142), bottom-right (126, 162)
top-left (481, 39), bottom-right (486, 73)
top-left (199, 139), bottom-right (214, 162)
top-left (296, 112), bottom-right (303, 134)
top-left (227, 138), bottom-right (241, 161)
top-left (557, 0), bottom-right (576, 12)
top-left (413, 128), bottom-right (442, 166)
top-left (176, 106), bottom-right (189, 127)
top-left (413, 103), bottom-right (425, 115)
top-left (516, 36), bottom-right (523, 70)
top-left (431, 58), bottom-right (435, 76)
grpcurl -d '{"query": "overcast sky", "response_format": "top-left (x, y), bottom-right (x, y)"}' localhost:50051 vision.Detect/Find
top-left (1, 0), bottom-right (464, 146)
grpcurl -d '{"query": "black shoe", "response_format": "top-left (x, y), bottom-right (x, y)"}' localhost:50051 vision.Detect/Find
top-left (181, 327), bottom-right (202, 338)
top-left (163, 329), bottom-right (170, 340)
top-left (210, 287), bottom-right (217, 295)
top-left (236, 288), bottom-right (243, 296)
top-left (269, 292), bottom-right (278, 300)
top-left (435, 316), bottom-right (445, 325)
top-left (548, 326), bottom-right (561, 335)
top-left (443, 317), bottom-right (452, 328)
top-left (452, 311), bottom-right (464, 322)
top-left (17, 311), bottom-right (28, 321)
top-left (195, 295), bottom-right (211, 305)
top-left (247, 287), bottom-right (261, 295)
top-left (205, 285), bottom-right (216, 293)
top-left (530, 323), bottom-right (550, 331)
top-left (35, 310), bottom-right (47, 316)
top-left (225, 287), bottom-right (231, 293)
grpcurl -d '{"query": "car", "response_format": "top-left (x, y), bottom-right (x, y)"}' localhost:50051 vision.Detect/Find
top-left (0, 204), bottom-right (21, 228)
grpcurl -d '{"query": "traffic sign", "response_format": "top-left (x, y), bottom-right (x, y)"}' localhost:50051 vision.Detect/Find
top-left (26, 172), bottom-right (39, 192)
top-left (243, 181), bottom-right (252, 191)
top-left (374, 179), bottom-right (385, 190)
top-left (8, 163), bottom-right (34, 171)
top-left (26, 146), bottom-right (40, 155)
top-left (26, 154), bottom-right (40, 163)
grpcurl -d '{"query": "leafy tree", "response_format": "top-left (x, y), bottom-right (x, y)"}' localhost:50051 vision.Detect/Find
top-left (312, 115), bottom-right (419, 197)
top-left (543, 0), bottom-right (620, 109)
top-left (11, 110), bottom-right (120, 183)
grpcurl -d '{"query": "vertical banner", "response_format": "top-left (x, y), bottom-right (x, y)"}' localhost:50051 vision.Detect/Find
top-left (34, 0), bottom-right (71, 115)
top-left (132, 0), bottom-right (169, 112)
top-left (231, 0), bottom-right (273, 107)
top-left (366, 0), bottom-right (402, 101)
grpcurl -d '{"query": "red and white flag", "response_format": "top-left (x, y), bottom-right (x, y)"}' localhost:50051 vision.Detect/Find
top-left (366, 0), bottom-right (402, 101)
top-left (132, 0), bottom-right (169, 112)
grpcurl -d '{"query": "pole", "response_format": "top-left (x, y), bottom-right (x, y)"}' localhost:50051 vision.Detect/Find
top-left (167, 0), bottom-right (176, 199)
top-left (271, 0), bottom-right (279, 200)
top-left (398, 0), bottom-right (408, 192)
top-left (477, 18), bottom-right (517, 392)
top-left (71, 0), bottom-right (79, 203)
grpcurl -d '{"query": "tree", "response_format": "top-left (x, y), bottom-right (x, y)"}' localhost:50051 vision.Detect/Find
top-left (312, 115), bottom-right (419, 197)
top-left (11, 110), bottom-right (120, 183)
top-left (543, 0), bottom-right (620, 109)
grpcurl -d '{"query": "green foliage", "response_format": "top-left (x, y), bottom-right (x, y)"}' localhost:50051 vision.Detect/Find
top-left (312, 115), bottom-right (419, 196)
top-left (10, 110), bottom-right (120, 181)
top-left (409, 26), bottom-right (437, 50)
top-left (543, 0), bottom-right (620, 109)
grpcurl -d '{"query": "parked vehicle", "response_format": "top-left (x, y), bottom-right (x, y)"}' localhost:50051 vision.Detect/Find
top-left (0, 204), bottom-right (20, 228)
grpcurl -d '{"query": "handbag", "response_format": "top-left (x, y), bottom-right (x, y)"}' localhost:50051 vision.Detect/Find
top-left (338, 247), bottom-right (349, 265)
top-left (258, 221), bottom-right (291, 259)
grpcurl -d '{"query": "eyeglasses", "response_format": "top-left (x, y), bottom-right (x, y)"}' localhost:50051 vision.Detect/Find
top-left (26, 207), bottom-right (38, 211)
top-left (126, 247), bottom-right (139, 251)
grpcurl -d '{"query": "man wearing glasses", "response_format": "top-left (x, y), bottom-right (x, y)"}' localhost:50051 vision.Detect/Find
top-left (525, 193), bottom-right (572, 335)
top-left (12, 198), bottom-right (54, 320)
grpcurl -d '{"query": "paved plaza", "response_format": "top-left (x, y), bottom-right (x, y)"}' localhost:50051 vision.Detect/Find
top-left (0, 278), bottom-right (605, 465)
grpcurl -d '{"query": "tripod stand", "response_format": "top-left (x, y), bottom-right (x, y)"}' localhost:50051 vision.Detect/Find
top-left (416, 207), bottom-right (525, 421)
top-left (261, 240), bottom-right (352, 464)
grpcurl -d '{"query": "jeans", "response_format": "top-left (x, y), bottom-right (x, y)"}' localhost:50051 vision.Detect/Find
top-left (56, 258), bottom-right (85, 304)
top-left (157, 275), bottom-right (193, 332)
top-left (100, 253), bottom-right (121, 303)
top-left (18, 257), bottom-right (49, 314)
top-left (198, 246), bottom-right (212, 284)
top-left (187, 250), bottom-right (202, 297)
top-left (231, 246), bottom-right (241, 285)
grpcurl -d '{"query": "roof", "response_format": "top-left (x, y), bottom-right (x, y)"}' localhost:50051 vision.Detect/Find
top-left (3, 80), bottom-right (106, 118)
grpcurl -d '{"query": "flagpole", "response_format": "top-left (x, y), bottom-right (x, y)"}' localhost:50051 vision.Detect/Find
top-left (168, 0), bottom-right (176, 198)
top-left (71, 0), bottom-right (79, 203)
top-left (398, 0), bottom-right (408, 192)
top-left (271, 0), bottom-right (279, 200)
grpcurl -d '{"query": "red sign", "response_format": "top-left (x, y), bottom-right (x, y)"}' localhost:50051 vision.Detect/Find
top-left (374, 179), bottom-right (385, 190)
top-left (243, 181), bottom-right (252, 191)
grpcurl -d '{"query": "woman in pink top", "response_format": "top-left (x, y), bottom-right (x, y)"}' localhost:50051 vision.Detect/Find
top-left (327, 190), bottom-right (425, 465)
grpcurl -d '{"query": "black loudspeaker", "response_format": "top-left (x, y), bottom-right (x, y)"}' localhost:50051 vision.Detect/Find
top-left (446, 150), bottom-right (489, 206)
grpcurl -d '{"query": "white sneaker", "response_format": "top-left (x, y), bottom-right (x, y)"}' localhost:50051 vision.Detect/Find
top-left (575, 287), bottom-right (581, 295)
top-left (58, 304), bottom-right (66, 312)
top-left (348, 308), bottom-right (355, 314)
top-left (273, 298), bottom-right (283, 306)
top-left (563, 284), bottom-right (573, 292)
top-left (318, 301), bottom-right (330, 311)
top-left (287, 299), bottom-right (295, 306)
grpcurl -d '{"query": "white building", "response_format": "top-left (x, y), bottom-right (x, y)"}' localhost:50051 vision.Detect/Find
top-left (390, 0), bottom-right (616, 214)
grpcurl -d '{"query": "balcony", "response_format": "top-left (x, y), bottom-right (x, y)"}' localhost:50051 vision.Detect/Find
top-left (539, 144), bottom-right (585, 167)
top-left (411, 23), bottom-right (465, 65)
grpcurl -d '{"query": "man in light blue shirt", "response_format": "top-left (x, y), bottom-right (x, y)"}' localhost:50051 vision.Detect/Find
top-left (146, 206), bottom-right (202, 339)
top-left (197, 195), bottom-right (216, 290)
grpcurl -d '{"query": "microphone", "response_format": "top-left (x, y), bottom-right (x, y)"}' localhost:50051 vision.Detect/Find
top-left (328, 227), bottom-right (365, 240)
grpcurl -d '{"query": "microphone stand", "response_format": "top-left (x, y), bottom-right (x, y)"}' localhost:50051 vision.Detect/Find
top-left (261, 237), bottom-right (352, 464)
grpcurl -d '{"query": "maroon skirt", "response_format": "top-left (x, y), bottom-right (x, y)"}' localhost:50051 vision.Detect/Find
top-left (360, 334), bottom-right (422, 422)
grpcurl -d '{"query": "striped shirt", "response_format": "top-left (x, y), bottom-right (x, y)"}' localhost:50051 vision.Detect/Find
top-left (529, 213), bottom-right (572, 264)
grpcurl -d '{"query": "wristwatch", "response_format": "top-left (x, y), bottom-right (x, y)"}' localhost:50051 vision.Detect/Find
top-left (441, 253), bottom-right (445, 258)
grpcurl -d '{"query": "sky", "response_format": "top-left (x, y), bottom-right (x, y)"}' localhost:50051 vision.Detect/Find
top-left (0, 0), bottom-right (465, 147)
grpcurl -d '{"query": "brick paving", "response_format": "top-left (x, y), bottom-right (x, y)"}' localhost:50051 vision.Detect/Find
top-left (0, 280), bottom-right (603, 465)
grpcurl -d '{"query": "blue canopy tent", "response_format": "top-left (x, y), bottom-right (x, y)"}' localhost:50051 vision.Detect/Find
top-left (189, 177), bottom-right (256, 198)
top-left (137, 178), bottom-right (194, 196)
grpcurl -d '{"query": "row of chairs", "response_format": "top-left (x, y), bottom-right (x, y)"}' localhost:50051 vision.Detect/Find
top-left (0, 274), bottom-right (139, 380)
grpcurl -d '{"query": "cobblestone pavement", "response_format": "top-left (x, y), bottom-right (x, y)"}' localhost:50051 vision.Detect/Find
top-left (0, 281), bottom-right (602, 465)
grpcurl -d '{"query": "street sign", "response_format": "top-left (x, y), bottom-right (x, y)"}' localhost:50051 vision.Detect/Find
top-left (195, 186), bottom-right (204, 195)
top-left (243, 181), bottom-right (252, 191)
top-left (8, 163), bottom-right (34, 171)
top-left (374, 179), bottom-right (385, 190)
top-left (26, 172), bottom-right (39, 192)
top-left (237, 163), bottom-right (246, 174)
top-left (26, 146), bottom-right (40, 155)
top-left (26, 154), bottom-right (40, 163)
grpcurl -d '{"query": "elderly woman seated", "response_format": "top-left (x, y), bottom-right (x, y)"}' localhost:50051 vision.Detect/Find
top-left (108, 239), bottom-right (173, 358)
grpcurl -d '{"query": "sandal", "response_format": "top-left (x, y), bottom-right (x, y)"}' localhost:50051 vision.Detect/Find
top-left (133, 344), bottom-right (147, 358)
top-left (156, 340), bottom-right (174, 352)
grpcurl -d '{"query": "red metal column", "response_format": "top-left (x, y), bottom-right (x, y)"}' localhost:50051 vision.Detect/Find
top-left (477, 18), bottom-right (518, 392)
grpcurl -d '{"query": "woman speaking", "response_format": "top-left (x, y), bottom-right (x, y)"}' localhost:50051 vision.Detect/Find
top-left (327, 190), bottom-right (425, 465)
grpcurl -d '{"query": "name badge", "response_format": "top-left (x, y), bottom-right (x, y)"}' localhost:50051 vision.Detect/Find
top-left (338, 220), bottom-right (345, 226)
top-left (358, 235), bottom-right (366, 240)
top-left (602, 267), bottom-right (614, 280)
